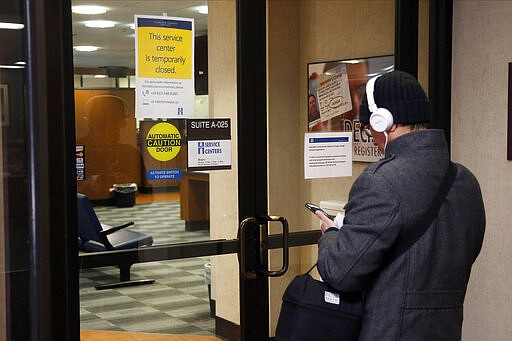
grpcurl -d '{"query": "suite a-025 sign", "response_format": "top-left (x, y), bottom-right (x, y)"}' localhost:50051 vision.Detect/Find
top-left (187, 119), bottom-right (231, 171)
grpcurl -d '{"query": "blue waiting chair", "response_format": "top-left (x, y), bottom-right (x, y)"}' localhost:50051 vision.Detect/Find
top-left (77, 193), bottom-right (154, 289)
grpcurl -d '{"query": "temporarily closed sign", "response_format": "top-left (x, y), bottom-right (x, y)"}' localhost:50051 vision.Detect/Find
top-left (135, 15), bottom-right (195, 119)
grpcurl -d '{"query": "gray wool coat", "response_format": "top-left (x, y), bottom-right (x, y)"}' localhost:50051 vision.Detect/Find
top-left (317, 129), bottom-right (485, 341)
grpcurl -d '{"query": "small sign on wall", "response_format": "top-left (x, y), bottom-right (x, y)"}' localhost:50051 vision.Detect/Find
top-left (76, 145), bottom-right (85, 180)
top-left (147, 168), bottom-right (182, 180)
top-left (187, 119), bottom-right (231, 171)
top-left (304, 132), bottom-right (352, 179)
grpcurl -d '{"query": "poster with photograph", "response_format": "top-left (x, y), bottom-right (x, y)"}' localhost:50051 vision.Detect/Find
top-left (308, 64), bottom-right (352, 127)
top-left (307, 55), bottom-right (394, 162)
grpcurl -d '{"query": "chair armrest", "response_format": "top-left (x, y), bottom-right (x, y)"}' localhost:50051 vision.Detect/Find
top-left (100, 222), bottom-right (135, 238)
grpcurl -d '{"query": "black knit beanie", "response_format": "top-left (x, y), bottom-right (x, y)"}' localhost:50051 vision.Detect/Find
top-left (359, 70), bottom-right (431, 125)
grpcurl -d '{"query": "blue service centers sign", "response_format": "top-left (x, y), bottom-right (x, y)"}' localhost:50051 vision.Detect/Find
top-left (187, 119), bottom-right (231, 171)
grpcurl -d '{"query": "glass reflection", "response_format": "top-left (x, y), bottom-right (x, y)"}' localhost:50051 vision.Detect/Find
top-left (74, 1), bottom-right (214, 336)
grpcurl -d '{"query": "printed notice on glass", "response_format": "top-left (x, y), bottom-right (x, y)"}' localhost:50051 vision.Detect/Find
top-left (304, 132), bottom-right (352, 179)
top-left (187, 119), bottom-right (231, 171)
top-left (135, 15), bottom-right (194, 119)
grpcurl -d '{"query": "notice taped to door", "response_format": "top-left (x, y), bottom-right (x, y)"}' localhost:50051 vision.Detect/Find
top-left (304, 132), bottom-right (352, 179)
top-left (187, 119), bottom-right (231, 171)
top-left (146, 122), bottom-right (182, 161)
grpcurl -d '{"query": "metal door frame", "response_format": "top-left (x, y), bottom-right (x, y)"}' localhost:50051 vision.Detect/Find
top-left (22, 0), bottom-right (453, 340)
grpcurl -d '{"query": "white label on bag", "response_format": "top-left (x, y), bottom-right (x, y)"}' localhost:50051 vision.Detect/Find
top-left (324, 291), bottom-right (340, 305)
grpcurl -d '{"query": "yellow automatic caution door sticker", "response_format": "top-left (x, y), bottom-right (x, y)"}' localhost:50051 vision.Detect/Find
top-left (146, 122), bottom-right (181, 161)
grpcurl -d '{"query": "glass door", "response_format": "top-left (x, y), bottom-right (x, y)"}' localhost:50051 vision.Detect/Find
top-left (71, 0), bottom-right (312, 340)
top-left (72, 0), bottom-right (323, 339)
top-left (72, 0), bottom-right (240, 338)
top-left (6, 0), bottom-right (431, 339)
top-left (2, 0), bottom-right (320, 339)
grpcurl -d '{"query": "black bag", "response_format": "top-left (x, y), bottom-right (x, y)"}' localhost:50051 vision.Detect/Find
top-left (275, 264), bottom-right (362, 341)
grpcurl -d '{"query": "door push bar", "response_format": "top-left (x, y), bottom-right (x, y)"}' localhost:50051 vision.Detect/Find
top-left (239, 215), bottom-right (289, 279)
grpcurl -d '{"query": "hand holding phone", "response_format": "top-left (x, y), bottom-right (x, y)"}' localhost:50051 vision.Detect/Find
top-left (305, 203), bottom-right (335, 220)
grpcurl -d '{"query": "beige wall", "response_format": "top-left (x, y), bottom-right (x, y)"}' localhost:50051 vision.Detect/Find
top-left (208, 0), bottom-right (240, 325)
top-left (268, 0), bottom-right (396, 336)
top-left (209, 0), bottom-right (396, 333)
top-left (296, 0), bottom-right (395, 263)
top-left (209, 1), bottom-right (502, 339)
top-left (452, 2), bottom-right (512, 340)
top-left (267, 0), bottom-right (302, 333)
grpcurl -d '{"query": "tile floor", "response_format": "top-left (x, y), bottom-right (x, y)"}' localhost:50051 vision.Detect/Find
top-left (80, 200), bottom-right (216, 337)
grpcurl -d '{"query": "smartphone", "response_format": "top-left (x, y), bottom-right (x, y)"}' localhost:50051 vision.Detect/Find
top-left (305, 203), bottom-right (335, 220)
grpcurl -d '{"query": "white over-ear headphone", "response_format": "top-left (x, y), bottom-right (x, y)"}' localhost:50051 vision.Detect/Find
top-left (366, 75), bottom-right (393, 132)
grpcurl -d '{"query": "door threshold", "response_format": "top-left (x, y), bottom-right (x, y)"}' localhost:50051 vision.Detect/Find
top-left (80, 330), bottom-right (223, 341)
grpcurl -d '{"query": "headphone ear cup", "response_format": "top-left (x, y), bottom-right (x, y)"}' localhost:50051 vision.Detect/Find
top-left (369, 108), bottom-right (394, 132)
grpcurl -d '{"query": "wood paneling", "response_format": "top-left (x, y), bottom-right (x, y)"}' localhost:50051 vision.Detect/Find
top-left (75, 89), bottom-right (141, 200)
top-left (180, 172), bottom-right (209, 230)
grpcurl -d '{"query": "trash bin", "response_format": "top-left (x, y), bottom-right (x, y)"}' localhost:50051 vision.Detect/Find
top-left (204, 263), bottom-right (216, 317)
top-left (110, 183), bottom-right (137, 207)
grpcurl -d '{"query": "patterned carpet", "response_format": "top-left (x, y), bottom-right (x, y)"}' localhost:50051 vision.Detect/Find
top-left (79, 201), bottom-right (216, 336)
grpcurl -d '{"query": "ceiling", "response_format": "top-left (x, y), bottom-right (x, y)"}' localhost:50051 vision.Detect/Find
top-left (72, 0), bottom-right (208, 70)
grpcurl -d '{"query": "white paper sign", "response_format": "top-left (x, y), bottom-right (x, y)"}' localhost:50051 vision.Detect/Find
top-left (188, 140), bottom-right (231, 169)
top-left (304, 132), bottom-right (352, 179)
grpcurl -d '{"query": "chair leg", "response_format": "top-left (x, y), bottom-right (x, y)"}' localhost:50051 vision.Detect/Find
top-left (119, 263), bottom-right (131, 282)
top-left (93, 263), bottom-right (155, 290)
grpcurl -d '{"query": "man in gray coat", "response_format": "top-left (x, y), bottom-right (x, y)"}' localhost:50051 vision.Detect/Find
top-left (316, 71), bottom-right (485, 340)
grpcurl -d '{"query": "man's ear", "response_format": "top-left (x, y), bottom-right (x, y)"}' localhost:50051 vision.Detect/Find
top-left (388, 124), bottom-right (399, 132)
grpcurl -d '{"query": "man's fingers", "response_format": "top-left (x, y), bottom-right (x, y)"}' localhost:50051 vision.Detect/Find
top-left (315, 210), bottom-right (332, 223)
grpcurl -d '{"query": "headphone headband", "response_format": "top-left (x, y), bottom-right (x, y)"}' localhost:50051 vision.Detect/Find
top-left (366, 74), bottom-right (393, 133)
top-left (366, 75), bottom-right (380, 113)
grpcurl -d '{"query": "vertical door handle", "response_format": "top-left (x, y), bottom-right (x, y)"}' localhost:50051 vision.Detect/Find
top-left (239, 217), bottom-right (258, 279)
top-left (239, 215), bottom-right (289, 279)
top-left (260, 215), bottom-right (288, 277)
